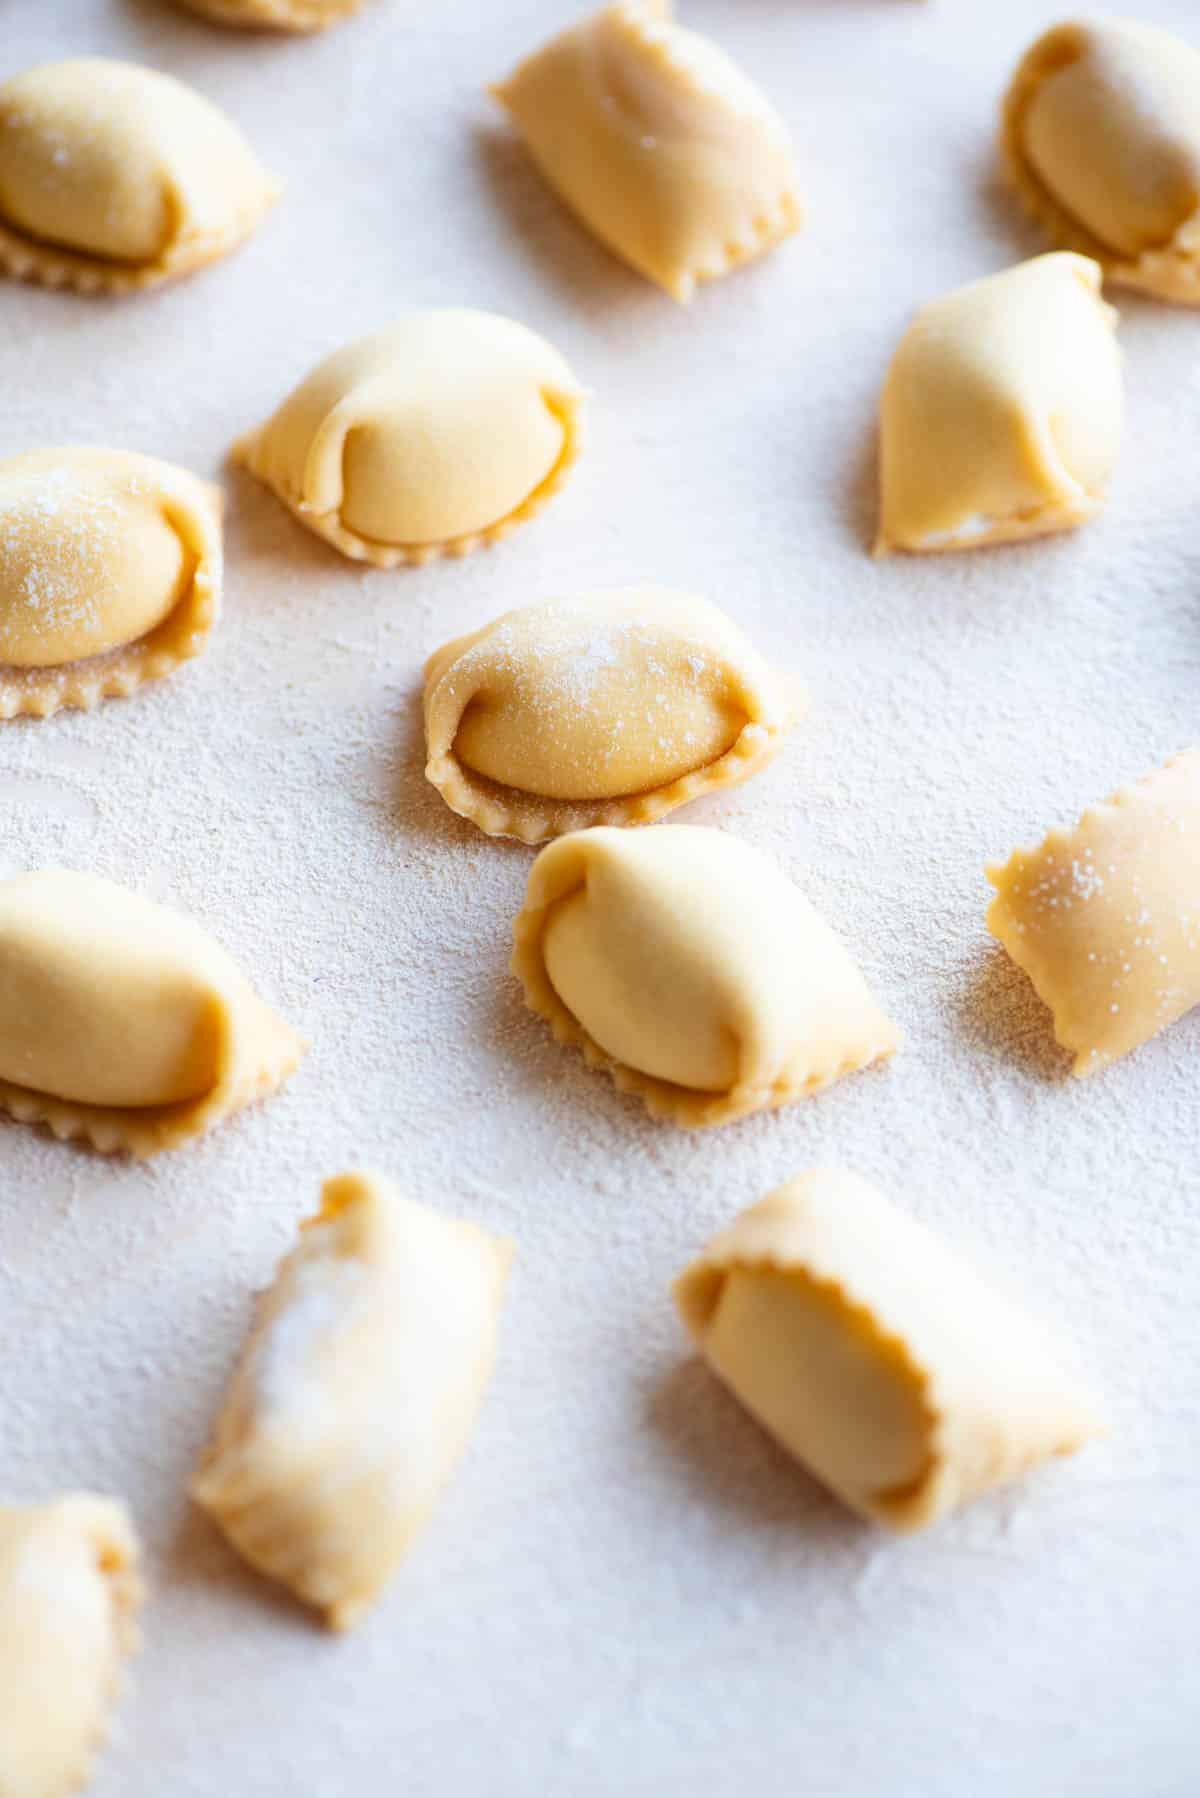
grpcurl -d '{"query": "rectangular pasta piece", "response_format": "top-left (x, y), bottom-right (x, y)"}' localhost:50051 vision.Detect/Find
top-left (987, 749), bottom-right (1200, 1075)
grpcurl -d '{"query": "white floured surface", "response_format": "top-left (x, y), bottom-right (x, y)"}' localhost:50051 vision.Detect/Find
top-left (0, 2), bottom-right (1197, 1793)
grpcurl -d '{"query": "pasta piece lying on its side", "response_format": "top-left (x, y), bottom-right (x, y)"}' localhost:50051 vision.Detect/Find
top-left (1003, 17), bottom-right (1200, 304)
top-left (0, 58), bottom-right (278, 294)
top-left (0, 447), bottom-right (222, 721)
top-left (512, 826), bottom-right (899, 1128)
top-left (235, 310), bottom-right (584, 567)
top-left (492, 0), bottom-right (801, 302)
top-left (174, 0), bottom-right (366, 30)
top-left (876, 253), bottom-right (1121, 554)
top-left (987, 749), bottom-right (1200, 1077)
top-left (424, 588), bottom-right (799, 842)
top-left (0, 1494), bottom-right (142, 1798)
top-left (0, 870), bottom-right (304, 1156)
top-left (192, 1172), bottom-right (513, 1630)
top-left (675, 1171), bottom-right (1102, 1529)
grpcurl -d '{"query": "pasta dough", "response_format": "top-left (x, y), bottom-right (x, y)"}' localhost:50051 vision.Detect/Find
top-left (0, 870), bottom-right (304, 1156)
top-left (0, 447), bottom-right (222, 721)
top-left (174, 0), bottom-right (366, 29)
top-left (512, 826), bottom-right (899, 1128)
top-left (987, 749), bottom-right (1200, 1077)
top-left (675, 1171), bottom-right (1102, 1529)
top-left (0, 58), bottom-right (278, 294)
top-left (424, 588), bottom-right (799, 842)
top-left (235, 311), bottom-right (584, 566)
top-left (1003, 19), bottom-right (1200, 304)
top-left (492, 0), bottom-right (801, 302)
top-left (877, 253), bottom-right (1122, 554)
top-left (192, 1171), bottom-right (513, 1631)
top-left (0, 1494), bottom-right (142, 1798)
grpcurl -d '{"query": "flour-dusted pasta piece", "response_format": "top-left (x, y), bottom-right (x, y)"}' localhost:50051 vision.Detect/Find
top-left (0, 59), bottom-right (278, 294)
top-left (424, 588), bottom-right (799, 843)
top-left (987, 750), bottom-right (1200, 1077)
top-left (675, 1171), bottom-right (1102, 1529)
top-left (235, 311), bottom-right (584, 567)
top-left (0, 1494), bottom-right (142, 1798)
top-left (0, 447), bottom-right (222, 721)
top-left (1003, 19), bottom-right (1200, 305)
top-left (492, 0), bottom-right (801, 303)
top-left (0, 870), bottom-right (304, 1156)
top-left (512, 827), bottom-right (898, 1128)
top-left (174, 0), bottom-right (366, 29)
top-left (192, 1172), bottom-right (513, 1631)
top-left (877, 253), bottom-right (1121, 555)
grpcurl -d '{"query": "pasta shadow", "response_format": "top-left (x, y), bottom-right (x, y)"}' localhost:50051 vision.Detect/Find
top-left (957, 946), bottom-right (1074, 1081)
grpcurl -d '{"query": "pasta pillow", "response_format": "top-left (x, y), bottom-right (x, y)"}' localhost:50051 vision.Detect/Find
top-left (0, 869), bottom-right (304, 1156)
top-left (675, 1172), bottom-right (1102, 1529)
top-left (174, 0), bottom-right (366, 29)
top-left (0, 1494), bottom-right (142, 1798)
top-left (424, 588), bottom-right (799, 842)
top-left (987, 749), bottom-right (1200, 1077)
top-left (512, 826), bottom-right (899, 1128)
top-left (236, 311), bottom-right (584, 566)
top-left (192, 1171), bottom-right (513, 1630)
top-left (0, 447), bottom-right (222, 721)
top-left (0, 58), bottom-right (278, 293)
top-left (877, 253), bottom-right (1121, 555)
top-left (492, 0), bottom-right (801, 302)
top-left (1003, 18), bottom-right (1200, 304)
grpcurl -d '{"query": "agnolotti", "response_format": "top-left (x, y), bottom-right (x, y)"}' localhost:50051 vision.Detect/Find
top-left (0, 58), bottom-right (278, 293)
top-left (0, 870), bottom-right (304, 1156)
top-left (424, 588), bottom-right (799, 842)
top-left (174, 0), bottom-right (367, 29)
top-left (0, 447), bottom-right (222, 720)
top-left (674, 1171), bottom-right (1102, 1530)
top-left (0, 1494), bottom-right (142, 1798)
top-left (492, 0), bottom-right (801, 302)
top-left (192, 1171), bottom-right (513, 1631)
top-left (987, 749), bottom-right (1200, 1077)
top-left (877, 253), bottom-right (1122, 555)
top-left (235, 310), bottom-right (584, 567)
top-left (1003, 18), bottom-right (1200, 304)
top-left (512, 826), bottom-right (899, 1128)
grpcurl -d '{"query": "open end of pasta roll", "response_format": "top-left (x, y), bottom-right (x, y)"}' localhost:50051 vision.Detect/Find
top-left (1003, 19), bottom-right (1200, 305)
top-left (192, 1172), bottom-right (513, 1630)
top-left (0, 59), bottom-right (278, 294)
top-left (424, 588), bottom-right (799, 842)
top-left (0, 1494), bottom-right (143, 1797)
top-left (0, 448), bottom-right (223, 721)
top-left (987, 748), bottom-right (1200, 1077)
top-left (0, 870), bottom-right (304, 1157)
top-left (675, 1171), bottom-right (1103, 1529)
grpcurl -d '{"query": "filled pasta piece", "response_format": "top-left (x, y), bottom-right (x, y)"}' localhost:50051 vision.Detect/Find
top-left (877, 253), bottom-right (1122, 555)
top-left (192, 1172), bottom-right (513, 1630)
top-left (1003, 17), bottom-right (1200, 304)
top-left (987, 749), bottom-right (1200, 1076)
top-left (235, 310), bottom-right (584, 567)
top-left (174, 0), bottom-right (367, 29)
top-left (675, 1170), bottom-right (1102, 1529)
top-left (0, 447), bottom-right (222, 720)
top-left (0, 870), bottom-right (304, 1156)
top-left (424, 587), bottom-right (799, 842)
top-left (512, 826), bottom-right (898, 1128)
top-left (0, 58), bottom-right (277, 293)
top-left (492, 0), bottom-right (801, 302)
top-left (0, 1494), bottom-right (142, 1798)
